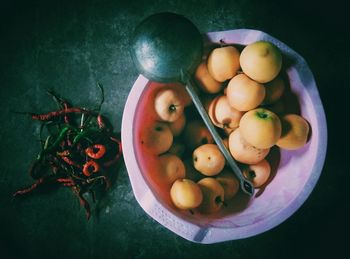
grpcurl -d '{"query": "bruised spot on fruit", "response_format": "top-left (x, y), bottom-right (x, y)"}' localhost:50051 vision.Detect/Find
top-left (207, 156), bottom-right (211, 160)
top-left (141, 140), bottom-right (144, 144)
top-left (249, 170), bottom-right (256, 178)
top-left (193, 156), bottom-right (198, 162)
top-left (168, 104), bottom-right (177, 113)
top-left (200, 137), bottom-right (208, 145)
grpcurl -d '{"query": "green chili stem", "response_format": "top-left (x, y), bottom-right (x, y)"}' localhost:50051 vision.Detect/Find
top-left (73, 128), bottom-right (101, 145)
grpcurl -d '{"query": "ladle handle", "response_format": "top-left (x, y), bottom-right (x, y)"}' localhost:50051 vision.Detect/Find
top-left (184, 79), bottom-right (254, 196)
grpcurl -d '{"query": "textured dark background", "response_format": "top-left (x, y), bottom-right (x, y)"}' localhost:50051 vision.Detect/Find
top-left (0, 0), bottom-right (348, 258)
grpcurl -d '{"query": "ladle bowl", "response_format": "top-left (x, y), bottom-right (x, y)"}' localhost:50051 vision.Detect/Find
top-left (130, 12), bottom-right (254, 196)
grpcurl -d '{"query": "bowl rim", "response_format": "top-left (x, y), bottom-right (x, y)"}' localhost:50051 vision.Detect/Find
top-left (121, 29), bottom-right (328, 243)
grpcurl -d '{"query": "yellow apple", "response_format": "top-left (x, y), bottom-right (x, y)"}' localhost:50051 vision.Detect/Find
top-left (193, 144), bottom-right (225, 176)
top-left (243, 159), bottom-right (271, 188)
top-left (157, 154), bottom-right (186, 188)
top-left (228, 128), bottom-right (270, 164)
top-left (197, 178), bottom-right (225, 214)
top-left (263, 76), bottom-right (285, 104)
top-left (216, 170), bottom-right (239, 200)
top-left (140, 122), bottom-right (173, 155)
top-left (239, 108), bottom-right (282, 149)
top-left (240, 41), bottom-right (282, 83)
top-left (184, 120), bottom-right (214, 150)
top-left (154, 88), bottom-right (184, 122)
top-left (168, 113), bottom-right (186, 136)
top-left (195, 62), bottom-right (222, 94)
top-left (226, 74), bottom-right (266, 111)
top-left (277, 114), bottom-right (310, 150)
top-left (212, 95), bottom-right (245, 129)
top-left (170, 179), bottom-right (203, 210)
top-left (207, 46), bottom-right (240, 82)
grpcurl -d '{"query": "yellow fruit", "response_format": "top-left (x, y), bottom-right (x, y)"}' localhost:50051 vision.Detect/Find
top-left (157, 154), bottom-right (186, 187)
top-left (228, 128), bottom-right (270, 164)
top-left (216, 170), bottom-right (239, 200)
top-left (170, 179), bottom-right (203, 210)
top-left (226, 74), bottom-right (266, 111)
top-left (183, 159), bottom-right (204, 182)
top-left (193, 144), bottom-right (225, 176)
top-left (239, 108), bottom-right (282, 149)
top-left (211, 95), bottom-right (245, 129)
top-left (197, 178), bottom-right (225, 214)
top-left (154, 88), bottom-right (184, 122)
top-left (243, 159), bottom-right (271, 188)
top-left (195, 62), bottom-right (222, 94)
top-left (207, 46), bottom-right (240, 82)
top-left (184, 120), bottom-right (214, 150)
top-left (263, 76), bottom-right (285, 104)
top-left (277, 114), bottom-right (310, 150)
top-left (240, 41), bottom-right (282, 83)
top-left (140, 122), bottom-right (173, 155)
top-left (168, 113), bottom-right (186, 136)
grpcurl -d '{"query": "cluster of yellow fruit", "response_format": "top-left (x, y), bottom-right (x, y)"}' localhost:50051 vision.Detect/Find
top-left (142, 41), bottom-right (310, 215)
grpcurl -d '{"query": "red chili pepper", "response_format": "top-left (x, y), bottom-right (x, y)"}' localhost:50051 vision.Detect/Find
top-left (97, 114), bottom-right (105, 129)
top-left (60, 156), bottom-right (82, 168)
top-left (13, 178), bottom-right (45, 197)
top-left (85, 144), bottom-right (106, 159)
top-left (30, 108), bottom-right (92, 121)
top-left (57, 178), bottom-right (75, 187)
top-left (72, 187), bottom-right (91, 220)
top-left (82, 160), bottom-right (100, 177)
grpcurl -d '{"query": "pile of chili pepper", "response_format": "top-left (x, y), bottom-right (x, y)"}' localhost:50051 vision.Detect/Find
top-left (13, 85), bottom-right (122, 220)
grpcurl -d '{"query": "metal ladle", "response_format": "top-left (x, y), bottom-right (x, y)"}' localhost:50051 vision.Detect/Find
top-left (130, 12), bottom-right (254, 196)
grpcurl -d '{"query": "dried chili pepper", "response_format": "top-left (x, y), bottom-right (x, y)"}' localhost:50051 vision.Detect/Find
top-left (82, 160), bottom-right (100, 177)
top-left (85, 144), bottom-right (106, 159)
top-left (30, 107), bottom-right (93, 121)
top-left (13, 85), bottom-right (123, 220)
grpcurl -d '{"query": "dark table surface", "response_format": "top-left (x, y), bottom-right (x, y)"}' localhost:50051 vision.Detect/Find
top-left (0, 0), bottom-right (348, 258)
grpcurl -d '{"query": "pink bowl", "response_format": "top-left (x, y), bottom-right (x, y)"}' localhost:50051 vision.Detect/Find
top-left (121, 29), bottom-right (327, 243)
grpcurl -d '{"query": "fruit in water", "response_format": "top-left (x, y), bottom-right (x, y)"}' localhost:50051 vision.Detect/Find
top-left (197, 178), bottom-right (225, 214)
top-left (216, 170), bottom-right (239, 200)
top-left (157, 154), bottom-right (186, 187)
top-left (193, 144), bottom-right (225, 176)
top-left (141, 122), bottom-right (173, 155)
top-left (239, 108), bottom-right (282, 149)
top-left (170, 179), bottom-right (203, 210)
top-left (184, 120), bottom-right (214, 150)
top-left (226, 74), bottom-right (266, 112)
top-left (168, 142), bottom-right (185, 158)
top-left (183, 159), bottom-right (204, 182)
top-left (168, 113), bottom-right (186, 136)
top-left (277, 114), bottom-right (310, 150)
top-left (154, 88), bottom-right (184, 122)
top-left (240, 41), bottom-right (282, 83)
top-left (207, 46), bottom-right (240, 82)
